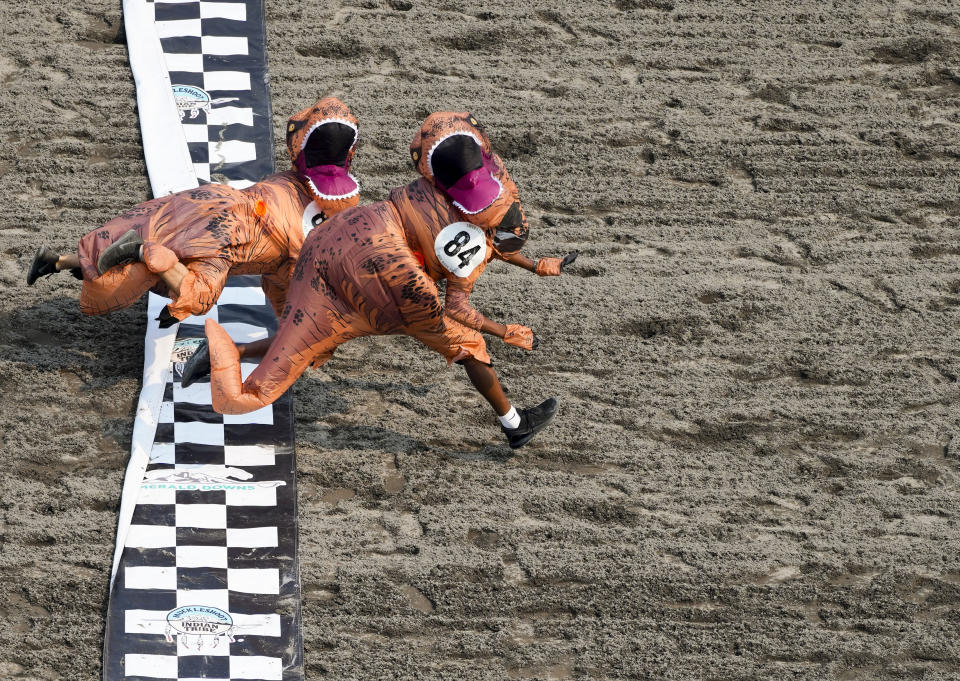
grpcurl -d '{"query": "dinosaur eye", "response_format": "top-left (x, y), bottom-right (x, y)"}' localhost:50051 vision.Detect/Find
top-left (288, 123), bottom-right (295, 132)
top-left (467, 113), bottom-right (480, 127)
top-left (411, 149), bottom-right (420, 162)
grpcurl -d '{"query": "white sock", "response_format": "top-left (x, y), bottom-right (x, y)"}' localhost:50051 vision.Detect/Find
top-left (498, 406), bottom-right (520, 429)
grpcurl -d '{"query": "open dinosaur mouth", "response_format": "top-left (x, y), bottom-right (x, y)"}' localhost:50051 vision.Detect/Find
top-left (297, 119), bottom-right (359, 200)
top-left (427, 132), bottom-right (502, 214)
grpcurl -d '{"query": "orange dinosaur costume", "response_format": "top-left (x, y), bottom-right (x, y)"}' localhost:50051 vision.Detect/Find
top-left (203, 112), bottom-right (542, 414)
top-left (32, 98), bottom-right (360, 321)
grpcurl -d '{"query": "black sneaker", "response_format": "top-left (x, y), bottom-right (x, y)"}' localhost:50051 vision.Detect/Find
top-left (501, 397), bottom-right (558, 449)
top-left (96, 230), bottom-right (143, 275)
top-left (180, 339), bottom-right (211, 388)
top-left (27, 246), bottom-right (60, 285)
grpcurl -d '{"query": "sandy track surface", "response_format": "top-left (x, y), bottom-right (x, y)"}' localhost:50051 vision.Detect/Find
top-left (2, 1), bottom-right (959, 679)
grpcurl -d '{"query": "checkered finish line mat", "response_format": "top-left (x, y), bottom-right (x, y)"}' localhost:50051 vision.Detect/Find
top-left (105, 2), bottom-right (302, 680)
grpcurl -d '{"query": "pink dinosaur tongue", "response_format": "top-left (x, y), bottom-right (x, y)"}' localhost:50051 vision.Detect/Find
top-left (295, 156), bottom-right (357, 198)
top-left (443, 156), bottom-right (502, 213)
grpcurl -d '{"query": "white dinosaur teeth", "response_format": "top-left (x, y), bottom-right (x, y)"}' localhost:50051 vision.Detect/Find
top-left (307, 172), bottom-right (360, 201)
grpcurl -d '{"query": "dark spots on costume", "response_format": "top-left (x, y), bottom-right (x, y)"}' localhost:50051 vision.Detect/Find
top-left (98, 230), bottom-right (110, 239)
top-left (189, 189), bottom-right (214, 201)
top-left (400, 272), bottom-right (437, 308)
top-left (117, 205), bottom-right (152, 221)
top-left (292, 310), bottom-right (304, 326)
top-left (282, 303), bottom-right (292, 318)
top-left (205, 211), bottom-right (232, 241)
top-left (309, 274), bottom-right (332, 296)
top-left (293, 259), bottom-right (307, 281)
top-left (360, 256), bottom-right (383, 274)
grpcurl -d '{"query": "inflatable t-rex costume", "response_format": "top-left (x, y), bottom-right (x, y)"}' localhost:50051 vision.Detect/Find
top-left (201, 112), bottom-right (565, 447)
top-left (27, 97), bottom-right (361, 323)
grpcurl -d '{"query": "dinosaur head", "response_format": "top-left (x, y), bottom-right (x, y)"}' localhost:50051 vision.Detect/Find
top-left (286, 97), bottom-right (360, 217)
top-left (410, 112), bottom-right (528, 254)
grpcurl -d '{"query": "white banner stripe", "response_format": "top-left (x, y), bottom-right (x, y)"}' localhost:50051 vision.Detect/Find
top-left (200, 1), bottom-right (247, 21)
top-left (230, 656), bottom-right (283, 681)
top-left (155, 18), bottom-right (202, 38)
top-left (228, 568), bottom-right (280, 594)
top-left (210, 139), bottom-right (258, 165)
top-left (125, 654), bottom-right (178, 678)
top-left (175, 503), bottom-right (227, 529)
top-left (216, 286), bottom-right (266, 305)
top-left (204, 70), bottom-right (251, 92)
top-left (173, 421), bottom-right (225, 446)
top-left (201, 35), bottom-right (249, 56)
top-left (224, 405), bottom-right (273, 425)
top-left (225, 486), bottom-right (278, 506)
top-left (149, 442), bottom-right (176, 465)
top-left (224, 445), bottom-right (276, 467)
top-left (177, 545), bottom-right (228, 568)
top-left (136, 486), bottom-right (177, 505)
top-left (157, 400), bottom-right (175, 423)
top-left (192, 162), bottom-right (211, 181)
top-left (124, 610), bottom-right (168, 635)
top-left (227, 526), bottom-right (278, 547)
top-left (232, 613), bottom-right (282, 637)
top-left (220, 322), bottom-right (270, 343)
top-left (182, 123), bottom-right (210, 144)
top-left (125, 566), bottom-right (177, 591)
top-left (164, 52), bottom-right (204, 74)
top-left (208, 106), bottom-right (255, 127)
top-left (125, 524), bottom-right (177, 548)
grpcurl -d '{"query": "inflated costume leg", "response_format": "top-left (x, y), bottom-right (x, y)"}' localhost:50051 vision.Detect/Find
top-left (205, 320), bottom-right (275, 414)
top-left (79, 263), bottom-right (158, 316)
top-left (141, 242), bottom-right (179, 274)
top-left (205, 304), bottom-right (346, 415)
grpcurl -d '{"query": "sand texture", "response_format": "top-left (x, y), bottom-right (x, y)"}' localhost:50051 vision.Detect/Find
top-left (2, 0), bottom-right (960, 679)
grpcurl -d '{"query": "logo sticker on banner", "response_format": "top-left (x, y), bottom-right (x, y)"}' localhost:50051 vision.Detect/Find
top-left (172, 84), bottom-right (238, 120)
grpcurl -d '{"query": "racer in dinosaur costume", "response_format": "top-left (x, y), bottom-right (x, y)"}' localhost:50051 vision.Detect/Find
top-left (26, 97), bottom-right (362, 325)
top-left (197, 111), bottom-right (572, 448)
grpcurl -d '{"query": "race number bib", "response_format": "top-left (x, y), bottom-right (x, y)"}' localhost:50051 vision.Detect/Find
top-left (434, 222), bottom-right (486, 277)
top-left (302, 202), bottom-right (327, 239)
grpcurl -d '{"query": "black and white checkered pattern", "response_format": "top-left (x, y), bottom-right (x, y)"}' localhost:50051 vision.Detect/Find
top-left (153, 0), bottom-right (274, 188)
top-left (105, 279), bottom-right (301, 681)
top-left (105, 2), bottom-right (301, 679)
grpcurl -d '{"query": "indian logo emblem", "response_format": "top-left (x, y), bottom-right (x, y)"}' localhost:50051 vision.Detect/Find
top-left (171, 337), bottom-right (204, 377)
top-left (165, 606), bottom-right (234, 651)
top-left (172, 85), bottom-right (239, 121)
